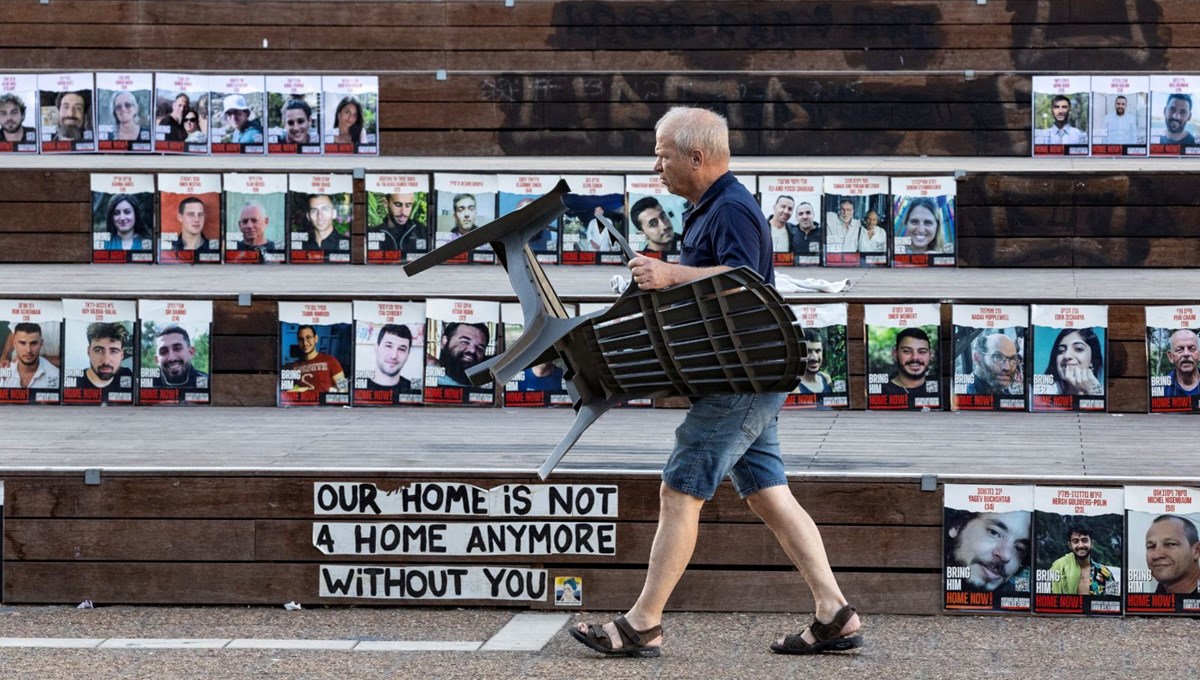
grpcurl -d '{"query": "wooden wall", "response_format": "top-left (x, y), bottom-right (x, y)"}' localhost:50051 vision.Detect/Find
top-left (1, 472), bottom-right (942, 613)
top-left (3, 0), bottom-right (1197, 157)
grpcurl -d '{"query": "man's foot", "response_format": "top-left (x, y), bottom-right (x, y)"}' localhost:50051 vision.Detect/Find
top-left (770, 604), bottom-right (862, 655)
top-left (570, 614), bottom-right (663, 658)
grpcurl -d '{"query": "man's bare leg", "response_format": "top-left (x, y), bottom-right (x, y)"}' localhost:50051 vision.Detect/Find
top-left (574, 483), bottom-right (703, 648)
top-left (745, 484), bottom-right (861, 643)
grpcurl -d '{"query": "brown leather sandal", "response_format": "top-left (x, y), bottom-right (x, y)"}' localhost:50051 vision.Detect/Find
top-left (770, 604), bottom-right (863, 655)
top-left (570, 614), bottom-right (663, 658)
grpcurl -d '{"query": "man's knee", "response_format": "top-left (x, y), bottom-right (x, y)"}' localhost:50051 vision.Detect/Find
top-left (659, 482), bottom-right (706, 512)
top-left (744, 484), bottom-right (796, 520)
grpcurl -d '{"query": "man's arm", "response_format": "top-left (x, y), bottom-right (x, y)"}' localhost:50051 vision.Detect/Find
top-left (628, 255), bottom-right (729, 290)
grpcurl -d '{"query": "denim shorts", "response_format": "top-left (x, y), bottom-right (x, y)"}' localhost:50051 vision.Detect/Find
top-left (662, 392), bottom-right (789, 500)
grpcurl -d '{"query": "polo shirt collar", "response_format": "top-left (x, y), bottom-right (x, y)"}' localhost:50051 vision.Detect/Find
top-left (682, 171), bottom-right (738, 227)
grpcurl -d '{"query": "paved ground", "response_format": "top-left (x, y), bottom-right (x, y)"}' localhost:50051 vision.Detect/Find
top-left (0, 604), bottom-right (1195, 679)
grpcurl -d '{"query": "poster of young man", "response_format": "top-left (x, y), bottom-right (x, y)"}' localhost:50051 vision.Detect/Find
top-left (95, 71), bottom-right (153, 153)
top-left (209, 74), bottom-right (266, 155)
top-left (499, 174), bottom-right (561, 265)
top-left (943, 483), bottom-right (1033, 613)
top-left (951, 305), bottom-right (1028, 412)
top-left (1149, 75), bottom-right (1200, 157)
top-left (91, 173), bottom-right (155, 264)
top-left (322, 75), bottom-right (379, 155)
top-left (137, 299), bottom-right (212, 406)
top-left (865, 303), bottom-right (942, 411)
top-left (279, 302), bottom-right (352, 407)
top-left (1090, 75), bottom-right (1149, 157)
top-left (158, 173), bottom-right (222, 265)
top-left (433, 173), bottom-right (497, 264)
top-left (577, 302), bottom-right (651, 408)
top-left (759, 175), bottom-right (823, 267)
top-left (153, 72), bottom-right (208, 154)
top-left (223, 173), bottom-right (287, 264)
top-left (626, 175), bottom-right (683, 263)
top-left (288, 173), bottom-right (353, 264)
top-left (1146, 305), bottom-right (1200, 413)
top-left (423, 298), bottom-right (499, 406)
top-left (0, 299), bottom-right (62, 404)
top-left (1033, 486), bottom-right (1123, 616)
top-left (1030, 304), bottom-right (1107, 412)
top-left (352, 300), bottom-right (424, 406)
top-left (1124, 486), bottom-right (1200, 615)
top-left (61, 299), bottom-right (136, 406)
top-left (1031, 75), bottom-right (1091, 157)
top-left (501, 302), bottom-right (571, 408)
top-left (559, 174), bottom-right (625, 266)
top-left (38, 72), bottom-right (95, 153)
top-left (0, 74), bottom-right (39, 153)
top-left (822, 176), bottom-right (888, 268)
top-left (266, 75), bottom-right (321, 155)
top-left (784, 303), bottom-right (848, 410)
top-left (891, 176), bottom-right (955, 268)
top-left (365, 173), bottom-right (429, 264)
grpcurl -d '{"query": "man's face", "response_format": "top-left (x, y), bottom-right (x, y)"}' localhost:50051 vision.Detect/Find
top-left (894, 336), bottom-right (931, 381)
top-left (1069, 532), bottom-right (1093, 560)
top-left (12, 331), bottom-right (42, 368)
top-left (950, 511), bottom-right (1031, 591)
top-left (454, 198), bottom-right (476, 230)
top-left (796, 202), bottom-right (815, 229)
top-left (113, 92), bottom-right (137, 125)
top-left (637, 205), bottom-right (674, 250)
top-left (178, 201), bottom-right (205, 237)
top-left (172, 95), bottom-right (189, 120)
top-left (1146, 518), bottom-right (1200, 590)
top-left (155, 332), bottom-right (195, 381)
top-left (0, 101), bottom-right (24, 134)
top-left (772, 197), bottom-right (794, 226)
top-left (976, 334), bottom-right (1019, 388)
top-left (653, 127), bottom-right (694, 199)
top-left (284, 107), bottom-right (310, 142)
top-left (226, 108), bottom-right (249, 131)
top-left (88, 337), bottom-right (123, 380)
top-left (1165, 98), bottom-right (1192, 135)
top-left (864, 211), bottom-right (880, 229)
top-left (297, 328), bottom-right (318, 357)
top-left (389, 194), bottom-right (416, 226)
top-left (238, 205), bottom-right (267, 245)
top-left (57, 92), bottom-right (86, 138)
top-left (838, 201), bottom-right (854, 224)
top-left (1168, 330), bottom-right (1200, 377)
top-left (805, 341), bottom-right (823, 375)
top-left (1114, 97), bottom-right (1127, 116)
top-left (308, 195), bottom-right (334, 232)
top-left (375, 333), bottom-right (411, 378)
top-left (441, 325), bottom-right (486, 370)
top-left (1052, 98), bottom-right (1071, 125)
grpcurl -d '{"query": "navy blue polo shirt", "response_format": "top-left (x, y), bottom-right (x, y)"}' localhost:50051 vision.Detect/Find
top-left (679, 171), bottom-right (774, 285)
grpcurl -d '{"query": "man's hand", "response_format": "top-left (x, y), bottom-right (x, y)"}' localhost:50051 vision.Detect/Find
top-left (628, 256), bottom-right (732, 291)
top-left (628, 255), bottom-right (676, 290)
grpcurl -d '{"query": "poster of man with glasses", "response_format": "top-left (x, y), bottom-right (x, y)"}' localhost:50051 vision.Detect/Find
top-left (952, 305), bottom-right (1029, 412)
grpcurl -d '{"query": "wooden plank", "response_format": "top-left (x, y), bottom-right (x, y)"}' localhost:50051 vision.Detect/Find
top-left (1073, 237), bottom-right (1200, 268)
top-left (0, 173), bottom-right (89, 202)
top-left (0, 203), bottom-right (86, 233)
top-left (5, 519), bottom-right (255, 561)
top-left (2, 476), bottom-right (937, 525)
top-left (957, 238), bottom-right (1073, 268)
top-left (211, 374), bottom-right (279, 407)
top-left (550, 568), bottom-right (939, 615)
top-left (213, 300), bottom-right (278, 335)
top-left (253, 521), bottom-right (939, 568)
top-left (1, 561), bottom-right (939, 613)
top-left (213, 336), bottom-right (276, 372)
top-left (0, 234), bottom-right (88, 264)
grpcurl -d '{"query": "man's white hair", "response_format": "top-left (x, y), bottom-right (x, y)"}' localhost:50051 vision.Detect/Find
top-left (655, 106), bottom-right (730, 163)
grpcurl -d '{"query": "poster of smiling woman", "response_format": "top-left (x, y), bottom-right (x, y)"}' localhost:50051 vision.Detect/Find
top-left (891, 176), bottom-right (955, 268)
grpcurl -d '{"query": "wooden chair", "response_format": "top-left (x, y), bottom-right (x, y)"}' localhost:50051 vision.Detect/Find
top-left (405, 179), bottom-right (805, 478)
